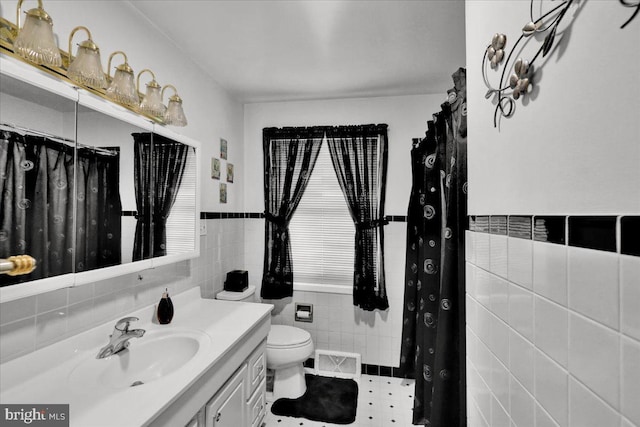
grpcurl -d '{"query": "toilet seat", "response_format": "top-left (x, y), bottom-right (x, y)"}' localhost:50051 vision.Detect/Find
top-left (267, 325), bottom-right (311, 349)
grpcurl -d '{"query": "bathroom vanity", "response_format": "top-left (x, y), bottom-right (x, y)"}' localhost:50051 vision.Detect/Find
top-left (0, 288), bottom-right (273, 427)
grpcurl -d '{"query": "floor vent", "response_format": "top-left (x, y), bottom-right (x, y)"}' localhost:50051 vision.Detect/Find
top-left (314, 350), bottom-right (361, 379)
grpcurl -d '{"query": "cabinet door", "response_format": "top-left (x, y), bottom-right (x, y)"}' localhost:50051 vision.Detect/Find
top-left (206, 365), bottom-right (247, 427)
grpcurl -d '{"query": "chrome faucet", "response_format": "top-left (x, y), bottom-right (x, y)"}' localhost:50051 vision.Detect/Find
top-left (96, 317), bottom-right (145, 359)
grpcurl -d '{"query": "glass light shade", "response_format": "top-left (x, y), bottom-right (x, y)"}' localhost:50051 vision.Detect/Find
top-left (106, 66), bottom-right (139, 107)
top-left (67, 42), bottom-right (106, 88)
top-left (139, 82), bottom-right (166, 117)
top-left (164, 96), bottom-right (187, 127)
top-left (14, 7), bottom-right (62, 67)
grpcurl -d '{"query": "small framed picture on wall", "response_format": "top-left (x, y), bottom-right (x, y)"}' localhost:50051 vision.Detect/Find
top-left (211, 157), bottom-right (220, 180)
top-left (226, 163), bottom-right (234, 183)
top-left (220, 183), bottom-right (227, 204)
top-left (220, 138), bottom-right (228, 160)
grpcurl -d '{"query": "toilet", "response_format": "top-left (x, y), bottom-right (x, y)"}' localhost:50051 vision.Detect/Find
top-left (216, 286), bottom-right (314, 400)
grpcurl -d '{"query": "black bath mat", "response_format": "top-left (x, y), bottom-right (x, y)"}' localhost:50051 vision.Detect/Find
top-left (271, 374), bottom-right (358, 424)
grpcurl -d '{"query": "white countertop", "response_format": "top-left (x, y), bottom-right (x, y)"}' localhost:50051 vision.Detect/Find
top-left (0, 287), bottom-right (272, 427)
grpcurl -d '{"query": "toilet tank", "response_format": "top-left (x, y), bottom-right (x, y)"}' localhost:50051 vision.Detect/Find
top-left (215, 285), bottom-right (256, 302)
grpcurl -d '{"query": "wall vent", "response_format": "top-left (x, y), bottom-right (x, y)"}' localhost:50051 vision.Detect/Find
top-left (314, 350), bottom-right (361, 379)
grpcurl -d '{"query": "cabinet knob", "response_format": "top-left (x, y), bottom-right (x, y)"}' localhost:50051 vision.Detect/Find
top-left (216, 412), bottom-right (221, 422)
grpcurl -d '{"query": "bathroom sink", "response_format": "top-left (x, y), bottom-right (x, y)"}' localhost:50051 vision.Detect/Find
top-left (68, 329), bottom-right (211, 390)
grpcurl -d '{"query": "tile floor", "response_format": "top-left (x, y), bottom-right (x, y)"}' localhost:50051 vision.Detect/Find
top-left (263, 374), bottom-right (416, 427)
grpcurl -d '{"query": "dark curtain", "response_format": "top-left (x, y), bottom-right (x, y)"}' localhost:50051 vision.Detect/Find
top-left (399, 68), bottom-right (467, 426)
top-left (261, 127), bottom-right (324, 300)
top-left (326, 124), bottom-right (389, 311)
top-left (75, 147), bottom-right (122, 272)
top-left (1, 130), bottom-right (122, 285)
top-left (132, 133), bottom-right (189, 260)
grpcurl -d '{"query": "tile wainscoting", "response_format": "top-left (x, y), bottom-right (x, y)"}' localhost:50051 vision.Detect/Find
top-left (466, 215), bottom-right (640, 427)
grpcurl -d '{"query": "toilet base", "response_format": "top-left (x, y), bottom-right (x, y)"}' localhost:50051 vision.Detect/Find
top-left (272, 363), bottom-right (306, 400)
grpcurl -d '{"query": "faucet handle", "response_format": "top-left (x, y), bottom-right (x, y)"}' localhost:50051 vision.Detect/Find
top-left (114, 316), bottom-right (139, 332)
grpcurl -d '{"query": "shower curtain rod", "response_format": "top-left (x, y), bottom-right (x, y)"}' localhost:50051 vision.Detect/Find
top-left (0, 122), bottom-right (118, 157)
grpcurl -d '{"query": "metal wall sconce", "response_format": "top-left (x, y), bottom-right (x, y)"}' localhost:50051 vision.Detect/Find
top-left (137, 69), bottom-right (166, 118)
top-left (106, 51), bottom-right (139, 107)
top-left (13, 0), bottom-right (61, 67)
top-left (67, 26), bottom-right (106, 89)
top-left (162, 85), bottom-right (188, 127)
top-left (0, 0), bottom-right (189, 127)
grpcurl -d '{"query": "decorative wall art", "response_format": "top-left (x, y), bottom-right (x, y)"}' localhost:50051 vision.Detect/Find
top-left (226, 163), bottom-right (234, 183)
top-left (211, 157), bottom-right (221, 180)
top-left (220, 183), bottom-right (227, 204)
top-left (482, 0), bottom-right (637, 128)
top-left (220, 138), bottom-right (228, 160)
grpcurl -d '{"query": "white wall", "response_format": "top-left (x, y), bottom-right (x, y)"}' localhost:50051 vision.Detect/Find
top-left (243, 93), bottom-right (448, 367)
top-left (465, 2), bottom-right (640, 427)
top-left (466, 1), bottom-right (640, 215)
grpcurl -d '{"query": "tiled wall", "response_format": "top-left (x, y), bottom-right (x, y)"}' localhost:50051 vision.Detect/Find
top-left (0, 262), bottom-right (192, 363)
top-left (0, 217), bottom-right (245, 364)
top-left (245, 217), bottom-right (407, 368)
top-left (465, 216), bottom-right (640, 427)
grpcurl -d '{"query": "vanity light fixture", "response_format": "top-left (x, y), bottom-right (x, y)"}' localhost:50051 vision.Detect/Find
top-left (13, 0), bottom-right (62, 67)
top-left (105, 51), bottom-right (139, 107)
top-left (162, 84), bottom-right (188, 127)
top-left (67, 26), bottom-right (106, 89)
top-left (137, 69), bottom-right (166, 118)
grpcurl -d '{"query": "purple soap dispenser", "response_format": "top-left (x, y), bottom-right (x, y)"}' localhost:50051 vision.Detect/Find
top-left (157, 288), bottom-right (174, 325)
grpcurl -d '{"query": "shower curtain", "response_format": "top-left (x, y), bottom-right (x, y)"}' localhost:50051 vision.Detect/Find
top-left (399, 68), bottom-right (467, 426)
top-left (1, 130), bottom-right (121, 284)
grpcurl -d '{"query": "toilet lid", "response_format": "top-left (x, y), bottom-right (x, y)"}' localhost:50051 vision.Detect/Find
top-left (267, 325), bottom-right (312, 348)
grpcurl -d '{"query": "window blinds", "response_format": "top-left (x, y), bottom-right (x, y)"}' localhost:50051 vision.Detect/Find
top-left (289, 142), bottom-right (354, 288)
top-left (165, 146), bottom-right (196, 255)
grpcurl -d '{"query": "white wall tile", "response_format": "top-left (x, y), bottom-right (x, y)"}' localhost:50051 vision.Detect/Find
top-left (508, 237), bottom-right (533, 290)
top-left (510, 375), bottom-right (535, 427)
top-left (476, 232), bottom-right (491, 271)
top-left (533, 242), bottom-right (567, 306)
top-left (492, 394), bottom-right (511, 427)
top-left (466, 230), bottom-right (477, 264)
top-left (569, 378), bottom-right (620, 427)
top-left (534, 296), bottom-right (568, 367)
top-left (508, 283), bottom-right (534, 341)
top-left (621, 256), bottom-right (640, 341)
top-left (491, 275), bottom-right (509, 322)
top-left (492, 353), bottom-right (510, 411)
top-left (0, 296), bottom-right (36, 325)
top-left (621, 337), bottom-right (640, 426)
top-left (35, 288), bottom-right (68, 314)
top-left (491, 314), bottom-right (510, 366)
top-left (534, 350), bottom-right (568, 427)
top-left (509, 329), bottom-right (534, 394)
top-left (536, 404), bottom-right (560, 427)
top-left (491, 235), bottom-right (509, 278)
top-left (0, 317), bottom-right (35, 363)
top-left (569, 313), bottom-right (620, 410)
top-left (568, 247), bottom-right (619, 329)
top-left (476, 268), bottom-right (492, 309)
top-left (35, 309), bottom-right (67, 349)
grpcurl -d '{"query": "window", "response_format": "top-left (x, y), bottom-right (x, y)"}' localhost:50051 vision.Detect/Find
top-left (289, 141), bottom-right (354, 289)
top-left (165, 147), bottom-right (197, 255)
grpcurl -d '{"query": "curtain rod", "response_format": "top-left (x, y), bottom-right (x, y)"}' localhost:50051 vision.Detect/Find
top-left (0, 122), bottom-right (118, 157)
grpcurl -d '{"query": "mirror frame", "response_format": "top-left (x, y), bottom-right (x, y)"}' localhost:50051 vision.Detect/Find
top-left (0, 55), bottom-right (200, 302)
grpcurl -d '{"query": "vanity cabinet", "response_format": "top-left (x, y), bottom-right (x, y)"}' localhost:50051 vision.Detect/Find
top-left (204, 341), bottom-right (267, 427)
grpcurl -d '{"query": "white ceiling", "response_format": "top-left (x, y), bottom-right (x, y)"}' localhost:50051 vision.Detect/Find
top-left (128, 0), bottom-right (466, 104)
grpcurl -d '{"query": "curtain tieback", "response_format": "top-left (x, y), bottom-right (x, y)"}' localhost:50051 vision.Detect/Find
top-left (264, 212), bottom-right (289, 227)
top-left (355, 219), bottom-right (389, 230)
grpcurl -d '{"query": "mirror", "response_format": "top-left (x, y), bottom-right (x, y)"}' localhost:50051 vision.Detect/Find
top-left (75, 103), bottom-right (150, 273)
top-left (0, 72), bottom-right (77, 287)
top-left (0, 60), bottom-right (199, 301)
